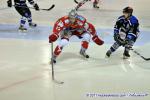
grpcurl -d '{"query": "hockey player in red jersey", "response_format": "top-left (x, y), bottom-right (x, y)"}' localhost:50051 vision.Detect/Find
top-left (75, 0), bottom-right (100, 11)
top-left (49, 9), bottom-right (104, 63)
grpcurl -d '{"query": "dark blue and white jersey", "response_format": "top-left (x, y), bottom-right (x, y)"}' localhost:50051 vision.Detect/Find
top-left (114, 15), bottom-right (140, 38)
top-left (10, 0), bottom-right (34, 5)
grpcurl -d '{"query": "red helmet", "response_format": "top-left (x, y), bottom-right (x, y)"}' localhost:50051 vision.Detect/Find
top-left (123, 7), bottom-right (133, 15)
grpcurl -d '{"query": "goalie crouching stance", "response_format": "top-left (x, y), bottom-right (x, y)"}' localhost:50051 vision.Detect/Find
top-left (49, 9), bottom-right (104, 63)
top-left (106, 7), bottom-right (140, 59)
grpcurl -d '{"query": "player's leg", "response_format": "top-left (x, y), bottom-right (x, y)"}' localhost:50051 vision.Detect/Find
top-left (20, 6), bottom-right (37, 28)
top-left (51, 29), bottom-right (71, 63)
top-left (93, 0), bottom-right (99, 8)
top-left (123, 33), bottom-right (137, 59)
top-left (15, 6), bottom-right (27, 31)
top-left (25, 8), bottom-right (37, 27)
top-left (75, 0), bottom-right (88, 11)
top-left (106, 31), bottom-right (126, 57)
top-left (106, 42), bottom-right (122, 57)
top-left (51, 38), bottom-right (69, 63)
top-left (80, 32), bottom-right (91, 58)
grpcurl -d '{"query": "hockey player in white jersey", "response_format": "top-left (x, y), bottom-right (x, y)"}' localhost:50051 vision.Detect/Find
top-left (106, 7), bottom-right (140, 59)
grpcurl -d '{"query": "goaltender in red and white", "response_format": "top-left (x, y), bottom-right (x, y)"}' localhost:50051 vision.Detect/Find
top-left (49, 9), bottom-right (104, 63)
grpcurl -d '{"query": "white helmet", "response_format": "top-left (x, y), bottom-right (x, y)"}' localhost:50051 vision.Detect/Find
top-left (68, 9), bottom-right (77, 19)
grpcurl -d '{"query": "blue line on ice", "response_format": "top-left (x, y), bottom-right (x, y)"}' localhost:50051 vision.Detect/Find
top-left (0, 24), bottom-right (149, 45)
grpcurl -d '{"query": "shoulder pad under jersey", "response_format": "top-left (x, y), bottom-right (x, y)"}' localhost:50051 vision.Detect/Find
top-left (76, 15), bottom-right (86, 23)
top-left (59, 16), bottom-right (69, 24)
top-left (117, 15), bottom-right (125, 22)
top-left (129, 15), bottom-right (139, 25)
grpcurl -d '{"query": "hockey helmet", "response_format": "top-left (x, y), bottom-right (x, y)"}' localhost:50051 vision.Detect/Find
top-left (68, 9), bottom-right (78, 19)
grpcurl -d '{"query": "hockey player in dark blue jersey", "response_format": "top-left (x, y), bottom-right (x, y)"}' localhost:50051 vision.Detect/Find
top-left (106, 7), bottom-right (140, 59)
top-left (7, 0), bottom-right (39, 31)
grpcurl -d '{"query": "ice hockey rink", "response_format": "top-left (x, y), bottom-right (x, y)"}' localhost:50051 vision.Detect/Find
top-left (0, 0), bottom-right (150, 100)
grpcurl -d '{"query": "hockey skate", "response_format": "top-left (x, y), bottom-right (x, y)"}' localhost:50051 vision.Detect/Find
top-left (106, 50), bottom-right (112, 58)
top-left (29, 22), bottom-right (37, 28)
top-left (50, 55), bottom-right (57, 64)
top-left (123, 50), bottom-right (130, 59)
top-left (80, 49), bottom-right (89, 58)
top-left (93, 4), bottom-right (99, 8)
top-left (18, 25), bottom-right (27, 32)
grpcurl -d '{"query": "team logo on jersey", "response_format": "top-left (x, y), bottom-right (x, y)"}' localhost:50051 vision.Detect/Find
top-left (76, 15), bottom-right (85, 21)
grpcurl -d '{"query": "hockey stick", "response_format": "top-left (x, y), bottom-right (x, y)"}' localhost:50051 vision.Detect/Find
top-left (131, 49), bottom-right (150, 61)
top-left (40, 4), bottom-right (55, 11)
top-left (74, 0), bottom-right (79, 4)
top-left (51, 43), bottom-right (64, 84)
top-left (13, 4), bottom-right (55, 11)
top-left (0, 4), bottom-right (55, 11)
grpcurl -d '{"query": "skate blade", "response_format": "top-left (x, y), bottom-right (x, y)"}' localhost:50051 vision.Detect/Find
top-left (80, 54), bottom-right (89, 59)
top-left (123, 56), bottom-right (129, 59)
top-left (18, 29), bottom-right (27, 32)
top-left (50, 60), bottom-right (56, 64)
top-left (105, 55), bottom-right (110, 58)
top-left (29, 26), bottom-right (37, 28)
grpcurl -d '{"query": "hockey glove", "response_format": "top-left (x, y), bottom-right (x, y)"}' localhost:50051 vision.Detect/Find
top-left (114, 33), bottom-right (126, 45)
top-left (49, 33), bottom-right (59, 43)
top-left (34, 3), bottom-right (39, 11)
top-left (92, 35), bottom-right (104, 45)
top-left (124, 37), bottom-right (134, 49)
top-left (124, 41), bottom-right (133, 49)
top-left (7, 0), bottom-right (12, 7)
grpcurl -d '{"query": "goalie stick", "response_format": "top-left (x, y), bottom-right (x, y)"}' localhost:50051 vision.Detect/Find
top-left (131, 49), bottom-right (150, 61)
top-left (51, 43), bottom-right (64, 84)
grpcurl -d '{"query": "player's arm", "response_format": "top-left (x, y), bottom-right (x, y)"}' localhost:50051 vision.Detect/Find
top-left (114, 18), bottom-right (123, 35)
top-left (28, 0), bottom-right (39, 10)
top-left (113, 18), bottom-right (125, 44)
top-left (49, 19), bottom-right (66, 43)
top-left (85, 22), bottom-right (104, 45)
top-left (133, 22), bottom-right (140, 36)
top-left (126, 22), bottom-right (140, 44)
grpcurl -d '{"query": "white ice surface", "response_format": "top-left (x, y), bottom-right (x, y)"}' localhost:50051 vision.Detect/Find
top-left (0, 0), bottom-right (150, 100)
